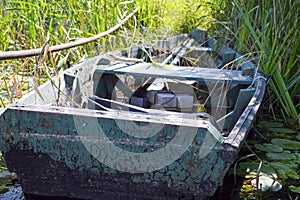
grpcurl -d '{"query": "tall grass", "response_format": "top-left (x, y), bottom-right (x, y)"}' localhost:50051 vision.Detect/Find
top-left (214, 0), bottom-right (299, 120)
top-left (0, 0), bottom-right (163, 107)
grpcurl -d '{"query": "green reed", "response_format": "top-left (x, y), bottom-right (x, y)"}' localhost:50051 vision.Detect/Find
top-left (0, 0), bottom-right (164, 107)
top-left (214, 0), bottom-right (299, 120)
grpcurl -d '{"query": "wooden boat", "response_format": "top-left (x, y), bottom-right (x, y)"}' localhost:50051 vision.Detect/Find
top-left (0, 30), bottom-right (266, 199)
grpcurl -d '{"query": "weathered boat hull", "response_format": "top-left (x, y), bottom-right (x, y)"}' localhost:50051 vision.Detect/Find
top-left (0, 83), bottom-right (265, 199)
top-left (1, 106), bottom-right (225, 199)
top-left (0, 31), bottom-right (266, 199)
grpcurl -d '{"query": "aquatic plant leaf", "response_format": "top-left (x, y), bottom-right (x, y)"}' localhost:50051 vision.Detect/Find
top-left (239, 162), bottom-right (259, 171)
top-left (289, 185), bottom-right (300, 194)
top-left (296, 134), bottom-right (300, 141)
top-left (270, 162), bottom-right (300, 179)
top-left (269, 127), bottom-right (297, 134)
top-left (266, 151), bottom-right (296, 160)
top-left (257, 121), bottom-right (284, 128)
top-left (295, 153), bottom-right (300, 164)
top-left (286, 171), bottom-right (300, 180)
top-left (254, 143), bottom-right (283, 153)
top-left (239, 162), bottom-right (275, 175)
top-left (266, 132), bottom-right (294, 139)
top-left (251, 174), bottom-right (282, 192)
top-left (271, 138), bottom-right (300, 150)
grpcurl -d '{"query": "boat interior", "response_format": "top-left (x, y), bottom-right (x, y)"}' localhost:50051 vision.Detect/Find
top-left (16, 31), bottom-right (258, 134)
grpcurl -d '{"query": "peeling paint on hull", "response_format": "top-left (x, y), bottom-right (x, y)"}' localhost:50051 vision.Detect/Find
top-left (1, 108), bottom-right (228, 199)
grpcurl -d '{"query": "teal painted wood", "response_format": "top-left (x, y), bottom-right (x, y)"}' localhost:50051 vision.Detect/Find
top-left (94, 63), bottom-right (254, 85)
top-left (0, 107), bottom-right (228, 199)
top-left (217, 88), bottom-right (255, 131)
top-left (0, 30), bottom-right (267, 199)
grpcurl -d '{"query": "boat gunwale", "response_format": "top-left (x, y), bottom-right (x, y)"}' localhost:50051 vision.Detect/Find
top-left (6, 104), bottom-right (219, 130)
top-left (223, 75), bottom-right (266, 148)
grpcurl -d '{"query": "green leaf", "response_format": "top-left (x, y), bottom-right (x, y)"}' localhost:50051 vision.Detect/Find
top-left (295, 153), bottom-right (300, 164)
top-left (57, 53), bottom-right (69, 74)
top-left (266, 151), bottom-right (296, 160)
top-left (269, 161), bottom-right (298, 171)
top-left (294, 152), bottom-right (300, 164)
top-left (289, 185), bottom-right (300, 194)
top-left (296, 134), bottom-right (300, 141)
top-left (268, 127), bottom-right (297, 134)
top-left (266, 132), bottom-right (293, 139)
top-left (254, 143), bottom-right (283, 153)
top-left (239, 162), bottom-right (276, 175)
top-left (286, 171), bottom-right (300, 180)
top-left (271, 138), bottom-right (300, 150)
top-left (270, 162), bottom-right (299, 179)
top-left (257, 121), bottom-right (283, 128)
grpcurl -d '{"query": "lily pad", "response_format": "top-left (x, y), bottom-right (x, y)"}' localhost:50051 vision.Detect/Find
top-left (266, 151), bottom-right (296, 160)
top-left (266, 132), bottom-right (293, 139)
top-left (286, 171), bottom-right (300, 180)
top-left (289, 185), bottom-right (300, 194)
top-left (254, 143), bottom-right (283, 153)
top-left (294, 153), bottom-right (300, 164)
top-left (296, 134), bottom-right (300, 141)
top-left (270, 162), bottom-right (300, 179)
top-left (269, 127), bottom-right (297, 134)
top-left (239, 162), bottom-right (275, 175)
top-left (257, 121), bottom-right (283, 128)
top-left (271, 138), bottom-right (300, 150)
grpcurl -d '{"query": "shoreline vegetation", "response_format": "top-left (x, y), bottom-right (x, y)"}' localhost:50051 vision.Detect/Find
top-left (0, 0), bottom-right (299, 198)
